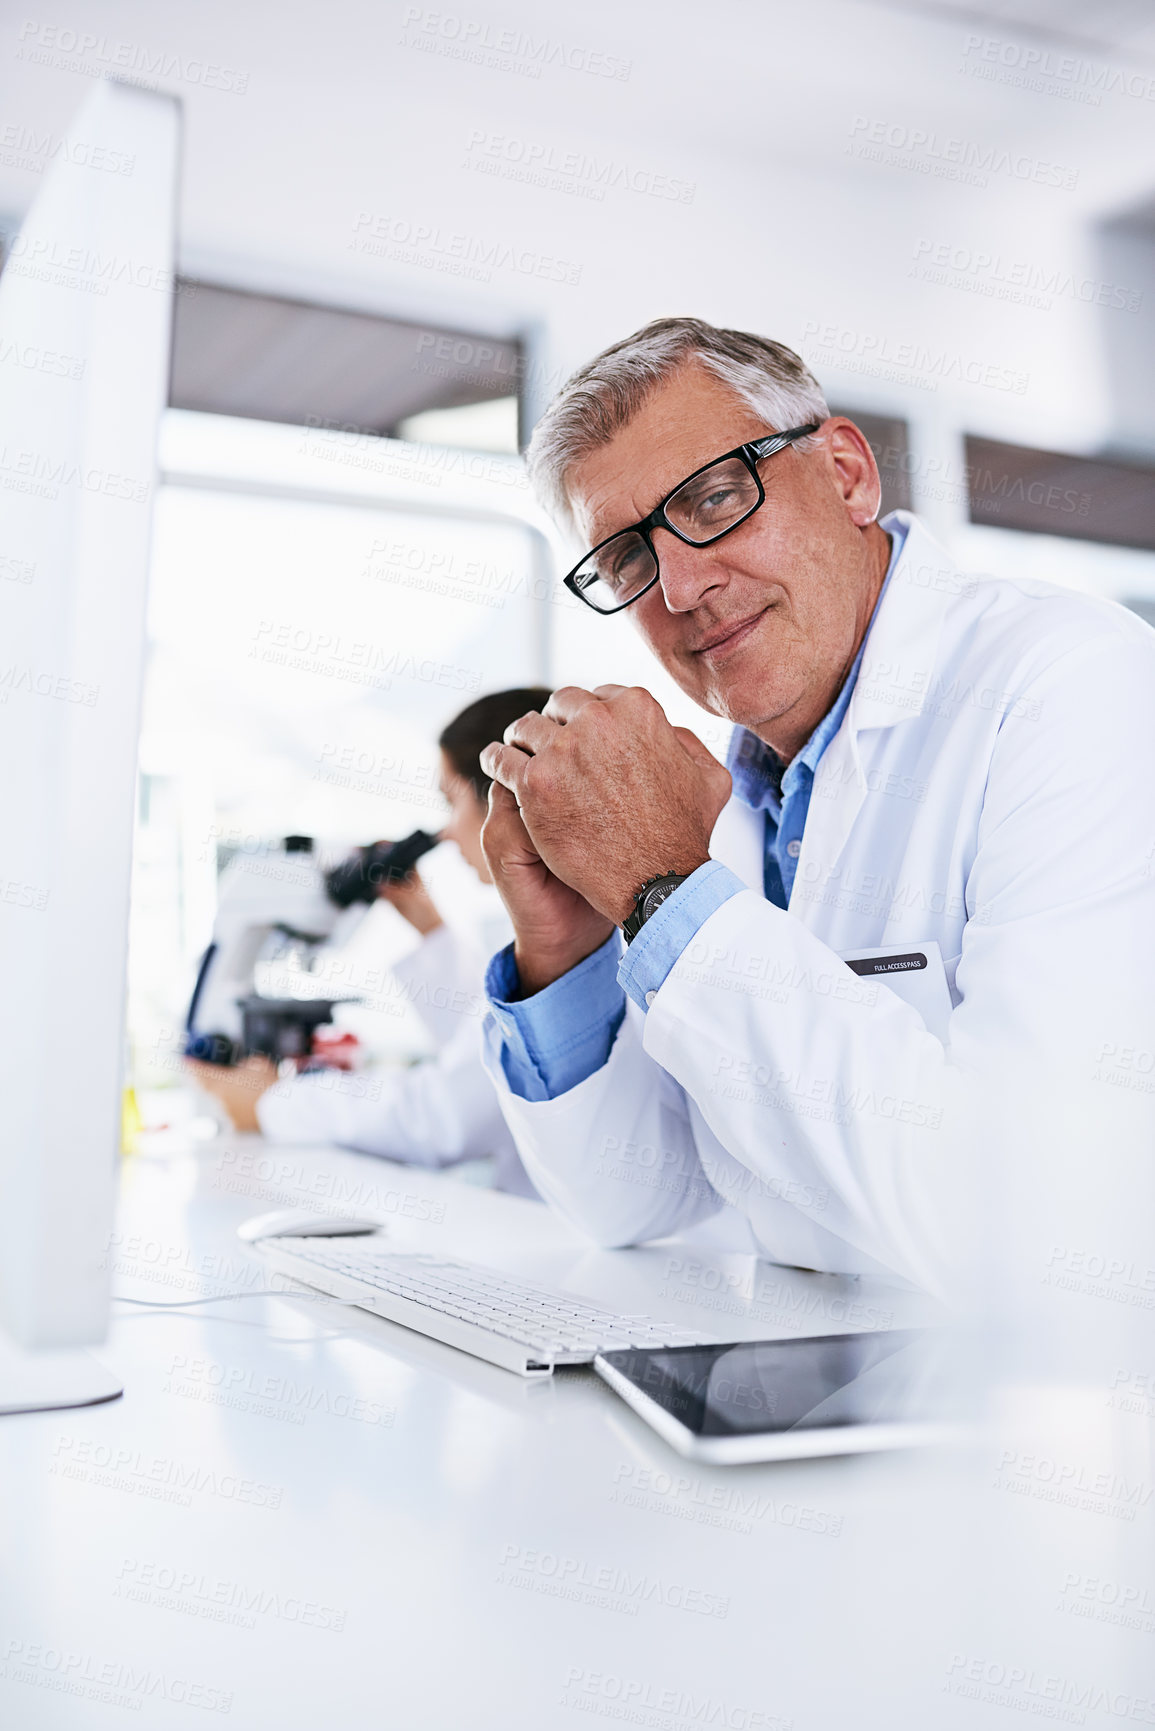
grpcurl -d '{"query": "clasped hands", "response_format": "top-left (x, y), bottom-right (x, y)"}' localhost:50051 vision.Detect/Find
top-left (480, 685), bottom-right (731, 996)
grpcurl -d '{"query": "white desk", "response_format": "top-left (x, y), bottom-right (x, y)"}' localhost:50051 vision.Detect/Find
top-left (2, 1137), bottom-right (1151, 1729)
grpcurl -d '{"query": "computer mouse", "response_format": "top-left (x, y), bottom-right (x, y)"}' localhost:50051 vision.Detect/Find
top-left (237, 1209), bottom-right (385, 1243)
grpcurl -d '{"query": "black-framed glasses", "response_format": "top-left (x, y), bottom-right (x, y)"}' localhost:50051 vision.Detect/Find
top-left (563, 423), bottom-right (819, 616)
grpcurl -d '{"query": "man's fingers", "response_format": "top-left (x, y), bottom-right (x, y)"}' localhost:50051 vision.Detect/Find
top-left (484, 778), bottom-right (534, 839)
top-left (503, 710), bottom-right (559, 755)
top-left (480, 739), bottom-right (533, 797)
top-left (542, 684), bottom-right (599, 725)
top-left (483, 778), bottom-right (542, 865)
top-left (590, 683), bottom-right (630, 701)
top-left (672, 725), bottom-right (725, 774)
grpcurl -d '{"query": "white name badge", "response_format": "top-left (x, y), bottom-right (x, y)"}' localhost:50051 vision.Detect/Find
top-left (838, 941), bottom-right (953, 1044)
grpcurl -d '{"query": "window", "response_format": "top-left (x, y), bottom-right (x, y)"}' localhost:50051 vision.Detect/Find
top-left (129, 410), bottom-right (553, 1109)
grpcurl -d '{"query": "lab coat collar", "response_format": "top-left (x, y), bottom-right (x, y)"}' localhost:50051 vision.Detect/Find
top-left (797, 512), bottom-right (958, 897)
top-left (848, 510), bottom-right (953, 734)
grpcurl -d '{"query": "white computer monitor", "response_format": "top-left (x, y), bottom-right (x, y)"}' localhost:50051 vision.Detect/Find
top-left (0, 80), bottom-right (180, 1410)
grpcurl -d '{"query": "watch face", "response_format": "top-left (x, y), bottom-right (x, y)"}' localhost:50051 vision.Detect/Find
top-left (642, 880), bottom-right (681, 918)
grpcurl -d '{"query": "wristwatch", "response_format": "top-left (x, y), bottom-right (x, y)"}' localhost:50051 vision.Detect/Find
top-left (621, 871), bottom-right (691, 944)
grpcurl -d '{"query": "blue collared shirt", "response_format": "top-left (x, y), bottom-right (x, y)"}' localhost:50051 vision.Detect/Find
top-left (484, 515), bottom-right (907, 1102)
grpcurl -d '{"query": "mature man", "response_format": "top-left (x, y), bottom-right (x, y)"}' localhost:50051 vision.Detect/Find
top-left (476, 317), bottom-right (1155, 1292)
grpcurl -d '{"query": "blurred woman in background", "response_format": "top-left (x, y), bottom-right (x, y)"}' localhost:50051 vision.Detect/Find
top-left (191, 688), bottom-right (549, 1197)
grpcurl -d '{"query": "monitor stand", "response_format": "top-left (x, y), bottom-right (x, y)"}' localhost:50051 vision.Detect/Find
top-left (0, 1336), bottom-right (123, 1415)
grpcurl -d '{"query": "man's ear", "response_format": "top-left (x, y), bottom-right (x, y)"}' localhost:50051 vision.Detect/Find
top-left (825, 417), bottom-right (882, 527)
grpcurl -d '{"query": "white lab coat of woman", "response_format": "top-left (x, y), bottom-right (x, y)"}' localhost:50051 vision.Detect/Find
top-left (257, 914), bottom-right (537, 1197)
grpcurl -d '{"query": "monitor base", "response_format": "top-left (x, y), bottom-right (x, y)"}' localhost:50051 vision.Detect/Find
top-left (0, 1340), bottom-right (123, 1415)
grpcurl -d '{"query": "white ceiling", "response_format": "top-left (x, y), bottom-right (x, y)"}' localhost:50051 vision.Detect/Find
top-left (2, 0), bottom-right (1154, 452)
top-left (3, 0), bottom-right (1153, 288)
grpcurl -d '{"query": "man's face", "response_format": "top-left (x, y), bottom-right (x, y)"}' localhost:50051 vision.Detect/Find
top-left (566, 365), bottom-right (885, 749)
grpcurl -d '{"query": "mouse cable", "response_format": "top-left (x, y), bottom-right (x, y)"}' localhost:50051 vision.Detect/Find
top-left (111, 1289), bottom-right (354, 1341)
top-left (113, 1291), bottom-right (342, 1309)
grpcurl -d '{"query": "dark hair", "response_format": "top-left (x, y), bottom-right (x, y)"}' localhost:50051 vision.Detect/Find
top-left (438, 687), bottom-right (552, 804)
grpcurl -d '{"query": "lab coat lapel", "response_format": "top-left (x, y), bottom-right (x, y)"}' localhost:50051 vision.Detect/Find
top-left (799, 721), bottom-right (867, 900)
top-left (794, 514), bottom-right (954, 902)
top-left (709, 793), bottom-right (764, 891)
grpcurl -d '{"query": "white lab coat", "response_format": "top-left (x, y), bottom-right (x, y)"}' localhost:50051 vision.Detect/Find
top-left (483, 513), bottom-right (1155, 1287)
top-left (259, 920), bottom-right (537, 1198)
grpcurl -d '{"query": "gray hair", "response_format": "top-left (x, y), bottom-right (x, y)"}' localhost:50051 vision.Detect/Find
top-left (526, 316), bottom-right (829, 532)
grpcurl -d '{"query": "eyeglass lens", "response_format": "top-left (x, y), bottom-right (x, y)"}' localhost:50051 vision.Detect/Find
top-left (571, 453), bottom-right (761, 612)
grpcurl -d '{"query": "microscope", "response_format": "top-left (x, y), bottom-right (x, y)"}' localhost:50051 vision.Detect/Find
top-left (184, 830), bottom-right (439, 1068)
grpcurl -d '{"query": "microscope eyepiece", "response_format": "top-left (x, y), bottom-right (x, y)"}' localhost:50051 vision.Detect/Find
top-left (323, 830), bottom-right (440, 908)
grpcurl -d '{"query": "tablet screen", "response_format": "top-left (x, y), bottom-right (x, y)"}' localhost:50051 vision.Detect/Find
top-left (597, 1330), bottom-right (933, 1438)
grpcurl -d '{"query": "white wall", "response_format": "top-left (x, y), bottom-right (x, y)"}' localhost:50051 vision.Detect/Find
top-left (2, 1), bottom-right (1152, 476)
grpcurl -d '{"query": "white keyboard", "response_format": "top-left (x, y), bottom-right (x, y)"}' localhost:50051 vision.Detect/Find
top-left (257, 1239), bottom-right (714, 1377)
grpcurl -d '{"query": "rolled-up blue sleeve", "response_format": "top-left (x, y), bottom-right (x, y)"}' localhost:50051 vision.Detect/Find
top-left (484, 934), bottom-right (626, 1102)
top-left (617, 860), bottom-right (746, 1012)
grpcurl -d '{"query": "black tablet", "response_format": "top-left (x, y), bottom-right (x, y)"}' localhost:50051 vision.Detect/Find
top-left (594, 1329), bottom-right (952, 1463)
